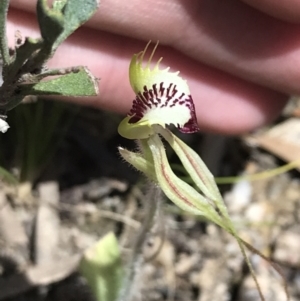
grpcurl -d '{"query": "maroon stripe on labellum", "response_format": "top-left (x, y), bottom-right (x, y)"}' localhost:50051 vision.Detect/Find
top-left (128, 83), bottom-right (199, 133)
top-left (180, 95), bottom-right (199, 133)
top-left (159, 82), bottom-right (164, 94)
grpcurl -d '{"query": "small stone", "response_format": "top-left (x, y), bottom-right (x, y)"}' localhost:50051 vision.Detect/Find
top-left (274, 230), bottom-right (300, 265)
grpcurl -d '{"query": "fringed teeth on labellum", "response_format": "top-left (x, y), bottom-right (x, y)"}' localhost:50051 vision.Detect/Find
top-left (118, 41), bottom-right (200, 140)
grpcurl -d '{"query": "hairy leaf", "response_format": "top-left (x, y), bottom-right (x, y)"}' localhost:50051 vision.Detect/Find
top-left (18, 67), bottom-right (98, 97)
top-left (37, 0), bottom-right (99, 50)
top-left (36, 0), bottom-right (65, 44)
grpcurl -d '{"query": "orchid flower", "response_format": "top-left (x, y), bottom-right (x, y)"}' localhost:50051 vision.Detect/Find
top-left (118, 42), bottom-right (288, 301)
top-left (118, 42), bottom-right (199, 140)
top-left (118, 41), bottom-right (234, 232)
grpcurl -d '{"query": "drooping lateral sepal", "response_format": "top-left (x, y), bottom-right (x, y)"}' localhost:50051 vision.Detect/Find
top-left (154, 125), bottom-right (232, 221)
top-left (147, 133), bottom-right (226, 225)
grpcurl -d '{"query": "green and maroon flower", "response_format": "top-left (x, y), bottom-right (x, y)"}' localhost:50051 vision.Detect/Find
top-left (118, 42), bottom-right (199, 140)
top-left (117, 43), bottom-right (286, 301)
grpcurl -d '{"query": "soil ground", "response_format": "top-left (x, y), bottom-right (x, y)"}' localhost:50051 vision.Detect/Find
top-left (0, 101), bottom-right (300, 301)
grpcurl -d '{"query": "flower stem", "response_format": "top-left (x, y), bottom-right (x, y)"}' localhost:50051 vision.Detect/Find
top-left (118, 182), bottom-right (161, 301)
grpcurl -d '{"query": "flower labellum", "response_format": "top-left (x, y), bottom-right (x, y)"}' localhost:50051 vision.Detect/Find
top-left (118, 42), bottom-right (199, 140)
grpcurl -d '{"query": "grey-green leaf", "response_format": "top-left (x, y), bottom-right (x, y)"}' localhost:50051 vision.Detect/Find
top-left (54, 0), bottom-right (100, 48)
top-left (53, 0), bottom-right (68, 11)
top-left (36, 0), bottom-right (99, 50)
top-left (36, 0), bottom-right (65, 44)
top-left (18, 67), bottom-right (99, 97)
top-left (59, 0), bottom-right (99, 38)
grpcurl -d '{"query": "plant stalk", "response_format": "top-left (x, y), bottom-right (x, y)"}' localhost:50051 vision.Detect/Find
top-left (118, 182), bottom-right (161, 301)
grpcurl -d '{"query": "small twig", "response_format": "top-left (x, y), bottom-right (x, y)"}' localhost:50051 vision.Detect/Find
top-left (98, 210), bottom-right (141, 229)
top-left (57, 202), bottom-right (141, 229)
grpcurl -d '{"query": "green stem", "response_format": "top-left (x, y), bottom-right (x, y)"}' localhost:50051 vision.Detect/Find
top-left (118, 183), bottom-right (161, 301)
top-left (0, 0), bottom-right (10, 66)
